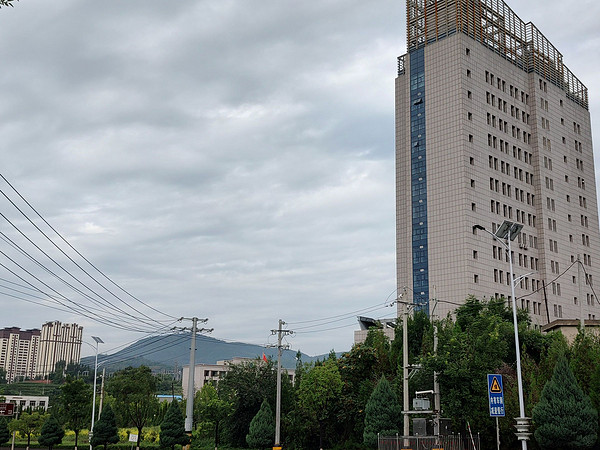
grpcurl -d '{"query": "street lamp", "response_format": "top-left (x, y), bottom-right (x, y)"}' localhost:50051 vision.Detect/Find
top-left (90, 336), bottom-right (104, 450)
top-left (474, 220), bottom-right (531, 448)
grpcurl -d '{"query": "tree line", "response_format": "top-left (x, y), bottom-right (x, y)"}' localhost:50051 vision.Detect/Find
top-left (1, 296), bottom-right (599, 449)
top-left (193, 296), bottom-right (600, 449)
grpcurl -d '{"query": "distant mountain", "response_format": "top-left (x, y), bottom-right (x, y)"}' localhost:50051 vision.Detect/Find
top-left (81, 333), bottom-right (333, 372)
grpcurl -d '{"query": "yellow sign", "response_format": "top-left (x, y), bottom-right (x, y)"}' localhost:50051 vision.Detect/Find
top-left (490, 376), bottom-right (502, 393)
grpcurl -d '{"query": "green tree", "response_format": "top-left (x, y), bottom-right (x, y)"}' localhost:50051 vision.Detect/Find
top-left (9, 411), bottom-right (47, 450)
top-left (159, 401), bottom-right (189, 450)
top-left (195, 383), bottom-right (233, 449)
top-left (425, 297), bottom-right (520, 444)
top-left (49, 360), bottom-right (67, 384)
top-left (90, 404), bottom-right (119, 450)
top-left (336, 343), bottom-right (380, 444)
top-left (0, 368), bottom-right (6, 384)
top-left (363, 329), bottom-right (392, 377)
top-left (107, 366), bottom-right (158, 449)
top-left (570, 331), bottom-right (600, 395)
top-left (38, 416), bottom-right (64, 450)
top-left (219, 359), bottom-right (286, 447)
top-left (60, 377), bottom-right (92, 450)
top-left (65, 363), bottom-right (94, 383)
top-left (363, 376), bottom-right (401, 447)
top-left (297, 361), bottom-right (343, 450)
top-left (246, 399), bottom-right (274, 449)
top-left (0, 417), bottom-right (10, 445)
top-left (533, 355), bottom-right (598, 449)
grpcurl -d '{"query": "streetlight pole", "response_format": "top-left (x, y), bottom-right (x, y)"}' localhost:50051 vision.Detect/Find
top-left (90, 336), bottom-right (104, 450)
top-left (474, 221), bottom-right (530, 448)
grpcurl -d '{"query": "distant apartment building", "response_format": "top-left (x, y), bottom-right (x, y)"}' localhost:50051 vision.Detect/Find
top-left (0, 327), bottom-right (41, 382)
top-left (0, 321), bottom-right (83, 382)
top-left (36, 321), bottom-right (83, 378)
top-left (182, 357), bottom-right (296, 398)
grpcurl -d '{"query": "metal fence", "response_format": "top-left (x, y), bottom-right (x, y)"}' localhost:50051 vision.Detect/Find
top-left (378, 434), bottom-right (480, 450)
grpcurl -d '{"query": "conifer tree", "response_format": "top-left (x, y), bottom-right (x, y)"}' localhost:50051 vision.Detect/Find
top-left (363, 376), bottom-right (401, 448)
top-left (159, 401), bottom-right (190, 450)
top-left (90, 404), bottom-right (119, 450)
top-left (532, 355), bottom-right (598, 449)
top-left (245, 399), bottom-right (274, 449)
top-left (0, 417), bottom-right (10, 445)
top-left (38, 416), bottom-right (64, 450)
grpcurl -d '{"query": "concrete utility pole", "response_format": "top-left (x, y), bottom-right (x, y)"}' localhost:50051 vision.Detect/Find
top-left (403, 296), bottom-right (409, 438)
top-left (395, 287), bottom-right (410, 439)
top-left (180, 317), bottom-right (211, 434)
top-left (185, 317), bottom-right (198, 434)
top-left (269, 319), bottom-right (293, 449)
top-left (98, 367), bottom-right (106, 418)
top-left (90, 336), bottom-right (104, 450)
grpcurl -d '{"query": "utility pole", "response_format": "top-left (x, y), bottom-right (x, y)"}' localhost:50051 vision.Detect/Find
top-left (98, 367), bottom-right (106, 418)
top-left (179, 317), bottom-right (211, 435)
top-left (269, 319), bottom-right (293, 449)
top-left (393, 288), bottom-right (411, 441)
top-left (402, 288), bottom-right (410, 439)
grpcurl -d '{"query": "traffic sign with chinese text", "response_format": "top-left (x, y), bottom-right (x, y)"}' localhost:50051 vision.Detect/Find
top-left (487, 374), bottom-right (505, 417)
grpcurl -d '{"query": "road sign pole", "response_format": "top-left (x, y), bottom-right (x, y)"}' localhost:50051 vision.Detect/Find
top-left (496, 416), bottom-right (500, 450)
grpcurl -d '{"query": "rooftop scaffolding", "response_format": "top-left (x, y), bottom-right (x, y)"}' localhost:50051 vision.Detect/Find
top-left (406, 0), bottom-right (588, 109)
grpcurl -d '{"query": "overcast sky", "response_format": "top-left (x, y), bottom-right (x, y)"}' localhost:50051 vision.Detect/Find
top-left (0, 0), bottom-right (599, 360)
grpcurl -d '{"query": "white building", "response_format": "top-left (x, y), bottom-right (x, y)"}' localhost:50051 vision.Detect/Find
top-left (182, 357), bottom-right (295, 398)
top-left (396, 0), bottom-right (599, 325)
top-left (3, 395), bottom-right (49, 411)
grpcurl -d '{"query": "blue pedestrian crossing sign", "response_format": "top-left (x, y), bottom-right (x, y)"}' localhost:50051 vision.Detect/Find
top-left (487, 374), bottom-right (505, 417)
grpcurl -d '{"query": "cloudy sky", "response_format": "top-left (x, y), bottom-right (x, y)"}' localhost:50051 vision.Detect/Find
top-left (0, 0), bottom-right (599, 359)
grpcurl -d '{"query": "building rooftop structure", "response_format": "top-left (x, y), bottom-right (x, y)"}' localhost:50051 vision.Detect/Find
top-left (403, 0), bottom-right (587, 109)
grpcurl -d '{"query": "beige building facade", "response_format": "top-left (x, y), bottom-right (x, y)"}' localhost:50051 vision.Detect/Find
top-left (396, 0), bottom-right (600, 326)
top-left (0, 321), bottom-right (83, 382)
top-left (0, 327), bottom-right (41, 382)
top-left (36, 321), bottom-right (83, 377)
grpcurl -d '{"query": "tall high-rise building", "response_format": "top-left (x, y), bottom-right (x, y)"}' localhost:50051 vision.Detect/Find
top-left (36, 321), bottom-right (83, 377)
top-left (0, 327), bottom-right (41, 382)
top-left (396, 0), bottom-right (599, 326)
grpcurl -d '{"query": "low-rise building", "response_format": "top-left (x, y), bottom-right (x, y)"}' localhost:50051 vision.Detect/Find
top-left (3, 395), bottom-right (49, 411)
top-left (541, 319), bottom-right (600, 344)
top-left (354, 316), bottom-right (396, 345)
top-left (182, 357), bottom-right (295, 398)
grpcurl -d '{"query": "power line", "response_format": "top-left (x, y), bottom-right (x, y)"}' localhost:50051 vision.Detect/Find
top-left (0, 173), bottom-right (181, 332)
top-left (0, 173), bottom-right (177, 323)
top-left (0, 231), bottom-right (166, 328)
